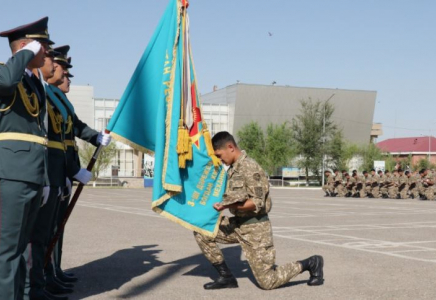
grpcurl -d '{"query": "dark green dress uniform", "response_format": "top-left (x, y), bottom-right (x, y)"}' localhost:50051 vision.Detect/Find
top-left (27, 81), bottom-right (69, 296)
top-left (52, 84), bottom-right (99, 275)
top-left (0, 17), bottom-right (52, 300)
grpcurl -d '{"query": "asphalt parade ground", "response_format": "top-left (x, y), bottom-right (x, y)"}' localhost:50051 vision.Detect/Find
top-left (63, 188), bottom-right (436, 300)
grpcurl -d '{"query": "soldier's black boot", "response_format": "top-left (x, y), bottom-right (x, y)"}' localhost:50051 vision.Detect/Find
top-left (324, 192), bottom-right (330, 197)
top-left (298, 255), bottom-right (324, 286)
top-left (204, 262), bottom-right (238, 290)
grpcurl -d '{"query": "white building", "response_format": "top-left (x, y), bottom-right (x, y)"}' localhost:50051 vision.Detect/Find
top-left (68, 86), bottom-right (143, 178)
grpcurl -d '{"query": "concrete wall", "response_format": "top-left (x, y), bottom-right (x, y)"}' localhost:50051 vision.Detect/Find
top-left (202, 84), bottom-right (377, 145)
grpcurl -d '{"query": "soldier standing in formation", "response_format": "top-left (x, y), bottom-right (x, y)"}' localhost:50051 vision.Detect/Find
top-left (0, 17), bottom-right (52, 300)
top-left (0, 18), bottom-right (112, 300)
top-left (194, 132), bottom-right (324, 290)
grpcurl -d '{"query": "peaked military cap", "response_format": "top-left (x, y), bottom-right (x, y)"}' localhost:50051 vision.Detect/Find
top-left (0, 17), bottom-right (54, 44)
top-left (47, 46), bottom-right (60, 58)
top-left (66, 57), bottom-right (74, 77)
top-left (53, 45), bottom-right (72, 68)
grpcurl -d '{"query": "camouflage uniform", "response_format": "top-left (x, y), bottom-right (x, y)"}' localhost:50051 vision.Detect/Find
top-left (407, 173), bottom-right (419, 199)
top-left (424, 172), bottom-right (435, 200)
top-left (418, 173), bottom-right (426, 198)
top-left (398, 173), bottom-right (409, 199)
top-left (363, 174), bottom-right (371, 196)
top-left (346, 176), bottom-right (356, 196)
top-left (194, 151), bottom-right (302, 290)
top-left (322, 173), bottom-right (334, 195)
top-left (388, 174), bottom-right (398, 198)
top-left (334, 172), bottom-right (345, 197)
top-left (379, 173), bottom-right (388, 198)
top-left (370, 173), bottom-right (380, 198)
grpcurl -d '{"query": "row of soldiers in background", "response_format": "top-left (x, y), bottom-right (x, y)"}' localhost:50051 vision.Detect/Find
top-left (322, 168), bottom-right (436, 200)
top-left (0, 18), bottom-right (111, 300)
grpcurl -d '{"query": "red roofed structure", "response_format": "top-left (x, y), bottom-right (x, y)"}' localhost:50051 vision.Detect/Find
top-left (376, 136), bottom-right (436, 164)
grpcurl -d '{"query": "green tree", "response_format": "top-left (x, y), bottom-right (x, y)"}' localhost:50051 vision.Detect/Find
top-left (291, 98), bottom-right (338, 184)
top-left (359, 143), bottom-right (385, 171)
top-left (326, 132), bottom-right (361, 171)
top-left (384, 153), bottom-right (396, 172)
top-left (237, 121), bottom-right (266, 168)
top-left (237, 121), bottom-right (295, 176)
top-left (413, 158), bottom-right (435, 171)
top-left (78, 141), bottom-right (118, 180)
top-left (264, 122), bottom-right (294, 175)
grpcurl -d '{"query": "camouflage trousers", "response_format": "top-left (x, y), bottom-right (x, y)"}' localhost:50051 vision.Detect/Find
top-left (425, 187), bottom-right (435, 200)
top-left (322, 183), bottom-right (334, 194)
top-left (371, 186), bottom-right (380, 198)
top-left (408, 184), bottom-right (419, 198)
top-left (335, 184), bottom-right (345, 197)
top-left (352, 184), bottom-right (366, 198)
top-left (388, 186), bottom-right (398, 198)
top-left (398, 185), bottom-right (409, 199)
top-left (194, 216), bottom-right (302, 290)
top-left (380, 185), bottom-right (387, 197)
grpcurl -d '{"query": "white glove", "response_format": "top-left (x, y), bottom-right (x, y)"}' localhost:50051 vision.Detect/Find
top-left (63, 177), bottom-right (72, 201)
top-left (97, 130), bottom-right (111, 146)
top-left (18, 40), bottom-right (42, 56)
top-left (41, 186), bottom-right (50, 207)
top-left (73, 168), bottom-right (92, 185)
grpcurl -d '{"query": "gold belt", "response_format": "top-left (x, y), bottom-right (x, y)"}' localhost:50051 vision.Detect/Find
top-left (64, 139), bottom-right (78, 151)
top-left (47, 140), bottom-right (66, 151)
top-left (0, 132), bottom-right (48, 146)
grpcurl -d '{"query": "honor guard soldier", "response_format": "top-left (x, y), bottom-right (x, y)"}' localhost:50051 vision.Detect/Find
top-left (26, 45), bottom-right (74, 300)
top-left (48, 47), bottom-right (111, 283)
top-left (0, 17), bottom-right (52, 300)
top-left (194, 132), bottom-right (324, 290)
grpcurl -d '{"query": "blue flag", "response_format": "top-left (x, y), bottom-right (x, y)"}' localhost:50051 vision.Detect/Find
top-left (107, 0), bottom-right (226, 237)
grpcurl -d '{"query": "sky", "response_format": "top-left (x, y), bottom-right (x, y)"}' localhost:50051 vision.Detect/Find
top-left (1, 0), bottom-right (435, 141)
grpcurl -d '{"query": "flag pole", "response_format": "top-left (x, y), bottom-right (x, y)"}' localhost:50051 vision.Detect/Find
top-left (44, 129), bottom-right (110, 267)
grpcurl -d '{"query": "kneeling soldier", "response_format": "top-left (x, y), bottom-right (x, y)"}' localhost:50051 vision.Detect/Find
top-left (194, 132), bottom-right (324, 290)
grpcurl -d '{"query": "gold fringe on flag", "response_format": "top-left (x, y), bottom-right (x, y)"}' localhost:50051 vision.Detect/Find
top-left (178, 153), bottom-right (187, 168)
top-left (176, 120), bottom-right (193, 168)
top-left (183, 127), bottom-right (190, 153)
top-left (202, 126), bottom-right (220, 167)
top-left (186, 138), bottom-right (193, 161)
top-left (177, 120), bottom-right (185, 154)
